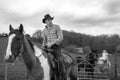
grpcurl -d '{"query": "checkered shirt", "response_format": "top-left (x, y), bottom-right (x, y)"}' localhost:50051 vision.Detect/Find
top-left (42, 24), bottom-right (63, 46)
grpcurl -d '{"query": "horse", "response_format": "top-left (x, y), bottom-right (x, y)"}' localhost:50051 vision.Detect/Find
top-left (4, 24), bottom-right (78, 80)
top-left (98, 50), bottom-right (111, 75)
top-left (76, 48), bottom-right (98, 79)
top-left (4, 24), bottom-right (52, 80)
top-left (85, 49), bottom-right (98, 79)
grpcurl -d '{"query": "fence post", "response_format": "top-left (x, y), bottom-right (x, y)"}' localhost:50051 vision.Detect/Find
top-left (5, 63), bottom-right (8, 80)
top-left (114, 52), bottom-right (117, 80)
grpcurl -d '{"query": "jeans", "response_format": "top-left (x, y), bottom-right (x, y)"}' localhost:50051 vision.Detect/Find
top-left (51, 44), bottom-right (65, 77)
top-left (51, 44), bottom-right (61, 59)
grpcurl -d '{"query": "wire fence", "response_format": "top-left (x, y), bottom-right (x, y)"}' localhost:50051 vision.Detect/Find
top-left (0, 61), bottom-right (27, 80)
top-left (0, 58), bottom-right (117, 80)
top-left (77, 58), bottom-right (110, 80)
top-left (76, 53), bottom-right (120, 80)
top-left (0, 52), bottom-right (120, 80)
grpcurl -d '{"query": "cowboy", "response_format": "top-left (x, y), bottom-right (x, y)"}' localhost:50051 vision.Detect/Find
top-left (41, 14), bottom-right (65, 78)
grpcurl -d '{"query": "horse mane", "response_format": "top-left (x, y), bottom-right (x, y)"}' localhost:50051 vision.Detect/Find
top-left (25, 35), bottom-right (35, 52)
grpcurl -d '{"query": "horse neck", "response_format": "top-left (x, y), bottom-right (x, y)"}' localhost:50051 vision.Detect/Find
top-left (88, 52), bottom-right (96, 61)
top-left (22, 36), bottom-right (36, 70)
top-left (88, 52), bottom-right (94, 58)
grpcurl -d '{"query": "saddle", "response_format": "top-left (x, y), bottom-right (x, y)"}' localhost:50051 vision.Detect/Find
top-left (42, 47), bottom-right (73, 75)
top-left (61, 53), bottom-right (73, 64)
top-left (49, 52), bottom-right (73, 69)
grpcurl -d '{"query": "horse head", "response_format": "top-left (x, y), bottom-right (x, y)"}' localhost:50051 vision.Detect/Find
top-left (86, 48), bottom-right (98, 61)
top-left (101, 50), bottom-right (109, 60)
top-left (91, 49), bottom-right (98, 60)
top-left (4, 24), bottom-right (24, 63)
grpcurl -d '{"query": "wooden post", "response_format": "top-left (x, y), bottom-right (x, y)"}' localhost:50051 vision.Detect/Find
top-left (5, 63), bottom-right (8, 80)
top-left (114, 52), bottom-right (117, 80)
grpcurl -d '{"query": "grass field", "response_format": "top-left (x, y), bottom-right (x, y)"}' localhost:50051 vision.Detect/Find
top-left (0, 37), bottom-right (120, 80)
top-left (0, 37), bottom-right (27, 80)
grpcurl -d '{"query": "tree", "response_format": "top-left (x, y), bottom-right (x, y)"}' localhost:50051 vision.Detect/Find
top-left (32, 30), bottom-right (42, 38)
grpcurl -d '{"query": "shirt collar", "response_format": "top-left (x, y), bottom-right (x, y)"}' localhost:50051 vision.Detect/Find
top-left (45, 24), bottom-right (53, 29)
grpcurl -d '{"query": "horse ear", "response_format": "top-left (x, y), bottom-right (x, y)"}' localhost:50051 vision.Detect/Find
top-left (9, 24), bottom-right (14, 31)
top-left (19, 24), bottom-right (24, 32)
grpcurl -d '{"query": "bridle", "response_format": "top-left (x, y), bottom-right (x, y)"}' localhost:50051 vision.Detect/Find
top-left (10, 35), bottom-right (24, 60)
top-left (39, 46), bottom-right (53, 58)
top-left (16, 35), bottom-right (45, 59)
top-left (18, 39), bottom-right (24, 57)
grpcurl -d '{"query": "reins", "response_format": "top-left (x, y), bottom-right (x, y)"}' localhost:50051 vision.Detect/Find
top-left (17, 35), bottom-right (52, 59)
top-left (39, 48), bottom-right (53, 58)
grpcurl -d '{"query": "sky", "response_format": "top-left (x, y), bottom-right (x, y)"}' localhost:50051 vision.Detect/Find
top-left (0, 0), bottom-right (120, 36)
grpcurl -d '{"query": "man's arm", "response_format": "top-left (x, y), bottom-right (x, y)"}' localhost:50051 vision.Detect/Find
top-left (55, 25), bottom-right (63, 44)
top-left (42, 30), bottom-right (47, 46)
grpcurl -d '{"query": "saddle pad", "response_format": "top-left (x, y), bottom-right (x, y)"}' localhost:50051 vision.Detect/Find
top-left (62, 53), bottom-right (73, 64)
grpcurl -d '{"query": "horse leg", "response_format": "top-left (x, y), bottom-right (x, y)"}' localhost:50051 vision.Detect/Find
top-left (90, 67), bottom-right (94, 79)
top-left (26, 70), bottom-right (30, 80)
top-left (66, 66), bottom-right (71, 80)
top-left (51, 72), bottom-right (57, 80)
top-left (52, 67), bottom-right (58, 80)
top-left (85, 65), bottom-right (93, 80)
top-left (67, 77), bottom-right (70, 80)
top-left (27, 75), bottom-right (34, 80)
top-left (61, 66), bottom-right (67, 80)
top-left (90, 67), bottom-right (95, 79)
top-left (66, 64), bottom-right (77, 80)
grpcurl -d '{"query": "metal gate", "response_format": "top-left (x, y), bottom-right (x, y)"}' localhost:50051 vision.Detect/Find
top-left (77, 56), bottom-right (110, 80)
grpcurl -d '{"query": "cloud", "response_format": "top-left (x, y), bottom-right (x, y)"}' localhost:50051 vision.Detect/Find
top-left (71, 15), bottom-right (120, 27)
top-left (0, 0), bottom-right (107, 17)
top-left (0, 0), bottom-right (120, 35)
top-left (0, 0), bottom-right (52, 16)
top-left (105, 0), bottom-right (120, 15)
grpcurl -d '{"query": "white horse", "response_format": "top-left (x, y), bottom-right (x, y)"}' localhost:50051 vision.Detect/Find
top-left (98, 50), bottom-right (111, 75)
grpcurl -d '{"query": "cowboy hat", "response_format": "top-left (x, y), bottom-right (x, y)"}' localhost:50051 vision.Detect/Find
top-left (42, 14), bottom-right (54, 23)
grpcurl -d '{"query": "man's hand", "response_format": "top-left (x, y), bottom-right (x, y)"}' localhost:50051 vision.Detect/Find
top-left (47, 40), bottom-right (58, 48)
top-left (41, 46), bottom-right (46, 50)
top-left (46, 40), bottom-right (57, 48)
top-left (47, 43), bottom-right (53, 48)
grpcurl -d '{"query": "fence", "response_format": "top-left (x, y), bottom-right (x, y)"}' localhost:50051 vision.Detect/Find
top-left (77, 57), bottom-right (110, 80)
top-left (0, 53), bottom-right (120, 80)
